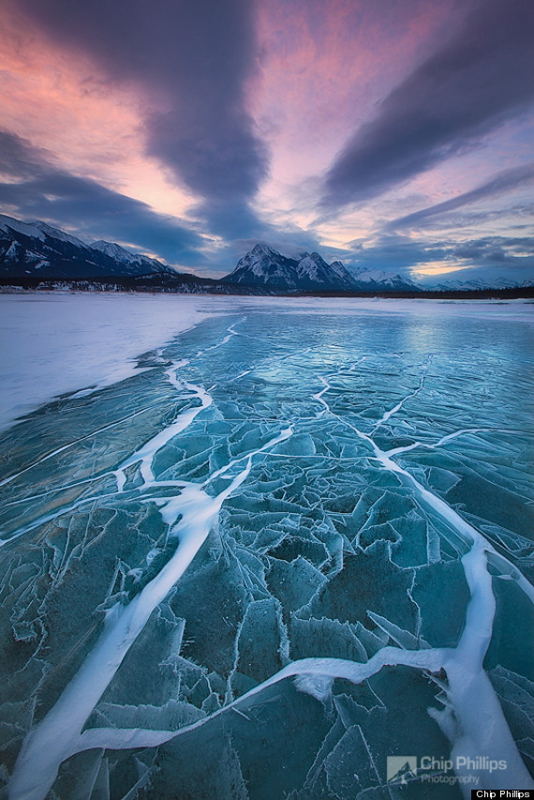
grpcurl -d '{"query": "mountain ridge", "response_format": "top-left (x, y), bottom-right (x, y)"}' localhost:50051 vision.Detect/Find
top-left (0, 214), bottom-right (177, 281)
top-left (222, 242), bottom-right (418, 292)
top-left (1, 215), bottom-right (532, 295)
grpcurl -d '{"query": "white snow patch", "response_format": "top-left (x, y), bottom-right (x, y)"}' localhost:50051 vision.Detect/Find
top-left (0, 215), bottom-right (46, 241)
top-left (0, 293), bottom-right (221, 431)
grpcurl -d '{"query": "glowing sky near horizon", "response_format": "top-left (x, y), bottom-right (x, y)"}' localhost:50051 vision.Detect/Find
top-left (0, 0), bottom-right (533, 282)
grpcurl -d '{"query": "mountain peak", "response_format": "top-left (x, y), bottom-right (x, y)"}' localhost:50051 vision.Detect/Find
top-left (223, 242), bottom-right (298, 288)
top-left (252, 242), bottom-right (277, 255)
top-left (223, 242), bottom-right (357, 291)
top-left (221, 241), bottom-right (424, 293)
top-left (0, 214), bottom-right (46, 242)
top-left (91, 240), bottom-right (139, 264)
top-left (298, 252), bottom-right (328, 267)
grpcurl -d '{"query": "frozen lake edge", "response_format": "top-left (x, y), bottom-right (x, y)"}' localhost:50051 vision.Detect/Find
top-left (1, 291), bottom-right (532, 433)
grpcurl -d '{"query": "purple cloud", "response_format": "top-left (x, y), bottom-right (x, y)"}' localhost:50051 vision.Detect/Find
top-left (323, 0), bottom-right (534, 206)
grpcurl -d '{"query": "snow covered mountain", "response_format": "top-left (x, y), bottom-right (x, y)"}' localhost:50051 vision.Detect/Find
top-left (430, 277), bottom-right (534, 291)
top-left (0, 215), bottom-right (176, 281)
top-left (2, 216), bottom-right (527, 296)
top-left (223, 243), bottom-right (355, 290)
top-left (347, 266), bottom-right (421, 292)
top-left (295, 252), bottom-right (355, 290)
top-left (90, 240), bottom-right (171, 275)
top-left (223, 243), bottom-right (301, 289)
top-left (223, 243), bottom-right (419, 292)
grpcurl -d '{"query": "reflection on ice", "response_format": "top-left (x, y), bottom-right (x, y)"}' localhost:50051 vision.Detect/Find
top-left (0, 302), bottom-right (533, 799)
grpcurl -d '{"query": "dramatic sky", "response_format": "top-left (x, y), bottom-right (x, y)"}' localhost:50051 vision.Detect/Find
top-left (1, 0), bottom-right (533, 283)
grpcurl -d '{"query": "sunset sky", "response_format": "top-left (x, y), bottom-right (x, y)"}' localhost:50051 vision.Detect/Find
top-left (0, 0), bottom-right (533, 282)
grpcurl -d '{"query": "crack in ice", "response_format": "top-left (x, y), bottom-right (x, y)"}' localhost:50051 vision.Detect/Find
top-left (4, 316), bottom-right (533, 799)
top-left (8, 390), bottom-right (292, 800)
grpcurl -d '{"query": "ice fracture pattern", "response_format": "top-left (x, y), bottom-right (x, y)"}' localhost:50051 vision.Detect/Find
top-left (0, 307), bottom-right (533, 799)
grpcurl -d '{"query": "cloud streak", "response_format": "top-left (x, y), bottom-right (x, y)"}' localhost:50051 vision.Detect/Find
top-left (388, 163), bottom-right (534, 229)
top-left (16, 0), bottom-right (268, 228)
top-left (323, 0), bottom-right (534, 207)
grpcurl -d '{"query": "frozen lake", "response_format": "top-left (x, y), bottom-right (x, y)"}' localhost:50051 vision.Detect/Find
top-left (0, 292), bottom-right (533, 798)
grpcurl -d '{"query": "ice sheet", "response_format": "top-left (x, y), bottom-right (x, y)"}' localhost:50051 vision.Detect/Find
top-left (0, 296), bottom-right (533, 799)
top-left (1, 293), bottom-right (532, 431)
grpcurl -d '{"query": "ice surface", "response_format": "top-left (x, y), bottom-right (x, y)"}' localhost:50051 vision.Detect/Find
top-left (0, 293), bottom-right (216, 431)
top-left (0, 296), bottom-right (533, 799)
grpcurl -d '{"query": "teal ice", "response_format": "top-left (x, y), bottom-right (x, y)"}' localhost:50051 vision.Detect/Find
top-left (1, 306), bottom-right (533, 800)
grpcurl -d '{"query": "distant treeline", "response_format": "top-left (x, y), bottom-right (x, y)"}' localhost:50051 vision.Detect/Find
top-left (1, 275), bottom-right (533, 300)
top-left (302, 287), bottom-right (534, 300)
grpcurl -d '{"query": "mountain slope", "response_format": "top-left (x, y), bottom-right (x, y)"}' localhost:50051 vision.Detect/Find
top-left (296, 252), bottom-right (356, 290)
top-left (90, 240), bottom-right (172, 275)
top-left (222, 243), bottom-right (358, 291)
top-left (0, 215), bottom-right (177, 281)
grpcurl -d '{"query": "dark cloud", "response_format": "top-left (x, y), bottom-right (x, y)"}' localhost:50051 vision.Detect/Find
top-left (323, 0), bottom-right (534, 207)
top-left (451, 236), bottom-right (534, 264)
top-left (193, 198), bottom-right (268, 241)
top-left (0, 131), bottom-right (206, 266)
top-left (388, 163), bottom-right (534, 229)
top-left (0, 130), bottom-right (52, 180)
top-left (16, 0), bottom-right (268, 224)
top-left (190, 192), bottom-right (327, 255)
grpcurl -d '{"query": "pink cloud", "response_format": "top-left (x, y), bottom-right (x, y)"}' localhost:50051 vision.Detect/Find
top-left (252, 0), bottom-right (459, 183)
top-left (0, 2), bottom-right (193, 216)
